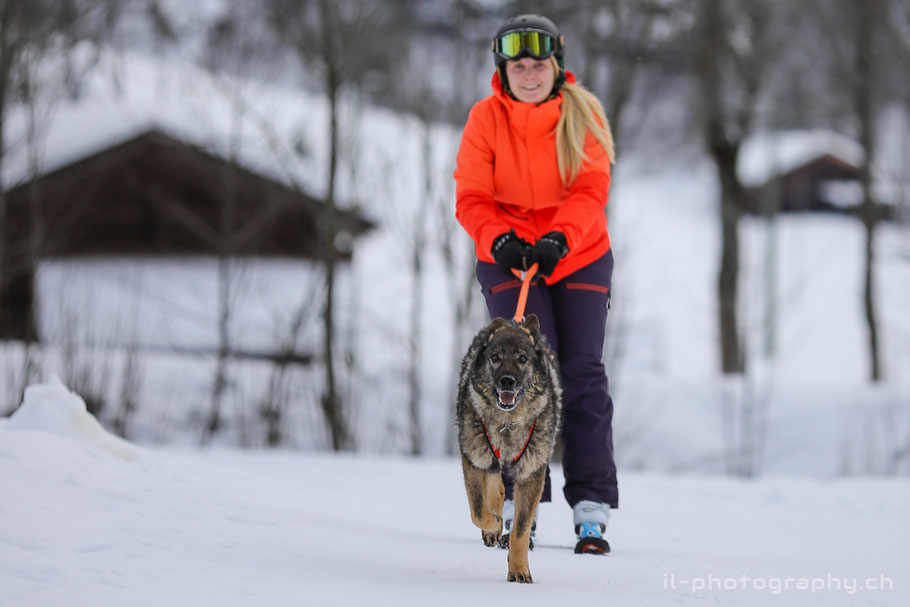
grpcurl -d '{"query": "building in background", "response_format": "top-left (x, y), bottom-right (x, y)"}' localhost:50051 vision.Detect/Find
top-left (0, 128), bottom-right (372, 342)
top-left (738, 129), bottom-right (894, 219)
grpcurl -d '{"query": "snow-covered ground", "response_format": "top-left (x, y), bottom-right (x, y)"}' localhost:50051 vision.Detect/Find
top-left (1, 380), bottom-right (908, 606)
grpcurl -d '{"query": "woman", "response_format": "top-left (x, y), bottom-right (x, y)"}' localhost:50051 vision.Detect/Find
top-left (454, 14), bottom-right (616, 554)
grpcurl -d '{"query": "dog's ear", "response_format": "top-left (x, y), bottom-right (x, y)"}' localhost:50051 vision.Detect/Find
top-left (523, 314), bottom-right (553, 369)
top-left (522, 314), bottom-right (541, 344)
top-left (486, 317), bottom-right (510, 343)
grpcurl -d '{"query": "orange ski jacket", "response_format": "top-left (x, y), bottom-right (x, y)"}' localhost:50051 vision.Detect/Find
top-left (454, 71), bottom-right (612, 285)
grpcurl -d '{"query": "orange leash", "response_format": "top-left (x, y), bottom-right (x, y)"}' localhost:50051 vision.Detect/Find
top-left (510, 263), bottom-right (539, 322)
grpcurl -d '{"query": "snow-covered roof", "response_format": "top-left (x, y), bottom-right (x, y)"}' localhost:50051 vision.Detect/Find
top-left (737, 129), bottom-right (865, 188)
top-left (2, 48), bottom-right (319, 194)
top-left (2, 45), bottom-right (459, 215)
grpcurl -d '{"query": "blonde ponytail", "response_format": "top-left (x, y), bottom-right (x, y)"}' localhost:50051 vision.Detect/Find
top-left (552, 57), bottom-right (615, 186)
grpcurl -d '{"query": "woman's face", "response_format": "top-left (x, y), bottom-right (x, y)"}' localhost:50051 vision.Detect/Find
top-left (505, 57), bottom-right (555, 104)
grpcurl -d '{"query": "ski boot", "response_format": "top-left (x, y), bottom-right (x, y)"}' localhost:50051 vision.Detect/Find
top-left (497, 499), bottom-right (537, 550)
top-left (573, 500), bottom-right (611, 554)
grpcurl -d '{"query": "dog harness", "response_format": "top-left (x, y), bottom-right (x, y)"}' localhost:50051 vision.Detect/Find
top-left (482, 421), bottom-right (536, 463)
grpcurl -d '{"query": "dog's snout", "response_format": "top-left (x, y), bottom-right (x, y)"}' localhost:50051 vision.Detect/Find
top-left (497, 374), bottom-right (517, 390)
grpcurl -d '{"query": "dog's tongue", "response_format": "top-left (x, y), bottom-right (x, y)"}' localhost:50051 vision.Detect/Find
top-left (499, 390), bottom-right (518, 406)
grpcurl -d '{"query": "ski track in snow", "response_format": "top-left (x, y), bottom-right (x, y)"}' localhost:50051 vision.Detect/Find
top-left (1, 380), bottom-right (908, 606)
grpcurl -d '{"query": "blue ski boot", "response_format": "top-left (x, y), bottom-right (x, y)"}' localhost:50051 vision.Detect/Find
top-left (573, 500), bottom-right (611, 554)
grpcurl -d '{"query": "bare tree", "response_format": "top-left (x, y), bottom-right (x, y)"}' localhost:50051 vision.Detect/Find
top-left (689, 0), bottom-right (787, 374)
top-left (368, 135), bottom-right (429, 455)
top-left (264, 0), bottom-right (397, 450)
top-left (0, 1), bottom-right (124, 423)
top-left (678, 0), bottom-right (790, 476)
top-left (111, 332), bottom-right (143, 439)
top-left (854, 1), bottom-right (883, 382)
top-left (697, 0), bottom-right (743, 374)
top-left (424, 0), bottom-right (494, 455)
top-left (382, 2), bottom-right (476, 456)
top-left (809, 0), bottom-right (908, 382)
top-left (200, 12), bottom-right (260, 443)
top-left (0, 0), bottom-right (122, 340)
top-left (258, 286), bottom-right (322, 446)
top-left (570, 0), bottom-right (678, 148)
top-left (407, 120), bottom-right (430, 456)
top-left (199, 2), bottom-right (381, 447)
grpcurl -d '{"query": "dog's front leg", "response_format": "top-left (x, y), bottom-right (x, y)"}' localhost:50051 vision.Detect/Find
top-left (480, 468), bottom-right (505, 546)
top-left (507, 467), bottom-right (546, 583)
top-left (461, 456), bottom-right (504, 546)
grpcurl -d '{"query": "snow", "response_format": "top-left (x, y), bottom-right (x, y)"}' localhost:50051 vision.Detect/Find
top-left (2, 48), bottom-right (322, 197)
top-left (2, 381), bottom-right (908, 606)
top-left (4, 377), bottom-right (138, 461)
top-left (818, 179), bottom-right (864, 208)
top-left (35, 258), bottom-right (327, 354)
top-left (1, 45), bottom-right (448, 219)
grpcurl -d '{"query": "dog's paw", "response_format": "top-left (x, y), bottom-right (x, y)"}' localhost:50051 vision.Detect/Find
top-left (507, 566), bottom-right (533, 584)
top-left (481, 528), bottom-right (501, 547)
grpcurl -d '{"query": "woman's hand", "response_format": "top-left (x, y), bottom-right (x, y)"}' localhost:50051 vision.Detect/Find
top-left (530, 232), bottom-right (568, 277)
top-left (491, 230), bottom-right (533, 276)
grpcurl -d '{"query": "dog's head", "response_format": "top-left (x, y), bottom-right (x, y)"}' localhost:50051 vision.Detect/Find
top-left (473, 315), bottom-right (546, 412)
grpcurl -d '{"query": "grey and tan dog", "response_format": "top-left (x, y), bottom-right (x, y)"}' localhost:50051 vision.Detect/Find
top-left (456, 314), bottom-right (563, 583)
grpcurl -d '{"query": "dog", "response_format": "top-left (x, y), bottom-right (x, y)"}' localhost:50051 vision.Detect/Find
top-left (456, 314), bottom-right (562, 583)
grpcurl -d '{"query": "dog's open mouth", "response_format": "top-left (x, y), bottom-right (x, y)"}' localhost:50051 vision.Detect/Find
top-left (496, 388), bottom-right (523, 411)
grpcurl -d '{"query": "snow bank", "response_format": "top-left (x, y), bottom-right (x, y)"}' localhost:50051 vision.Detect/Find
top-left (5, 376), bottom-right (139, 460)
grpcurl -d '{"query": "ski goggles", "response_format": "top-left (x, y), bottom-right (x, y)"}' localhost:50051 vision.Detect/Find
top-left (494, 30), bottom-right (560, 60)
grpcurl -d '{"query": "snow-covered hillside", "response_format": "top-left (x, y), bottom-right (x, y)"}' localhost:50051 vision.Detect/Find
top-left (1, 380), bottom-right (908, 606)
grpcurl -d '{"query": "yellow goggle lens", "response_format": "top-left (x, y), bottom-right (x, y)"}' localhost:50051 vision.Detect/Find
top-left (498, 31), bottom-right (555, 59)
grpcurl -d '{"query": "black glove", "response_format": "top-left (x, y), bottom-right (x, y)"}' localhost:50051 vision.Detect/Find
top-left (530, 232), bottom-right (568, 277)
top-left (491, 229), bottom-right (533, 276)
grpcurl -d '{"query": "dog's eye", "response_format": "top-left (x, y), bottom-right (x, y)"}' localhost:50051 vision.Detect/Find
top-left (518, 354), bottom-right (528, 364)
top-left (490, 353), bottom-right (501, 363)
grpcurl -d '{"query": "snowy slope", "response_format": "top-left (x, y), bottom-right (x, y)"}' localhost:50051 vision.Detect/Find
top-left (2, 380), bottom-right (908, 607)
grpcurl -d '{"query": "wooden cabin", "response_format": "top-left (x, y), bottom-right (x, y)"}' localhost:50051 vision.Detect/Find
top-left (0, 128), bottom-right (373, 341)
top-left (740, 130), bottom-right (892, 220)
top-left (744, 153), bottom-right (863, 214)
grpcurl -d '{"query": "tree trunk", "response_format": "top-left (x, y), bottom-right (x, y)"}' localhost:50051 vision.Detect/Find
top-left (855, 0), bottom-right (881, 381)
top-left (319, 32), bottom-right (348, 451)
top-left (406, 120), bottom-right (431, 456)
top-left (698, 0), bottom-right (745, 375)
top-left (204, 255), bottom-right (232, 441)
top-left (0, 17), bottom-right (11, 338)
top-left (203, 107), bottom-right (241, 443)
top-left (714, 143), bottom-right (745, 374)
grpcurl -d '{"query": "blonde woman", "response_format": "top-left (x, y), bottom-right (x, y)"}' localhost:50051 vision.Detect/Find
top-left (454, 14), bottom-right (616, 555)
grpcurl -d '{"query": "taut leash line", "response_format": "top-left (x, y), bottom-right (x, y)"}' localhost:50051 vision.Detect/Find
top-left (510, 263), bottom-right (539, 323)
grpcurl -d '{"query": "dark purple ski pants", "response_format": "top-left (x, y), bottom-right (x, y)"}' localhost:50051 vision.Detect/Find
top-left (476, 250), bottom-right (618, 509)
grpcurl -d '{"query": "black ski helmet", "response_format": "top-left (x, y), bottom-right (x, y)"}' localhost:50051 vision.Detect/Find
top-left (491, 14), bottom-right (566, 98)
